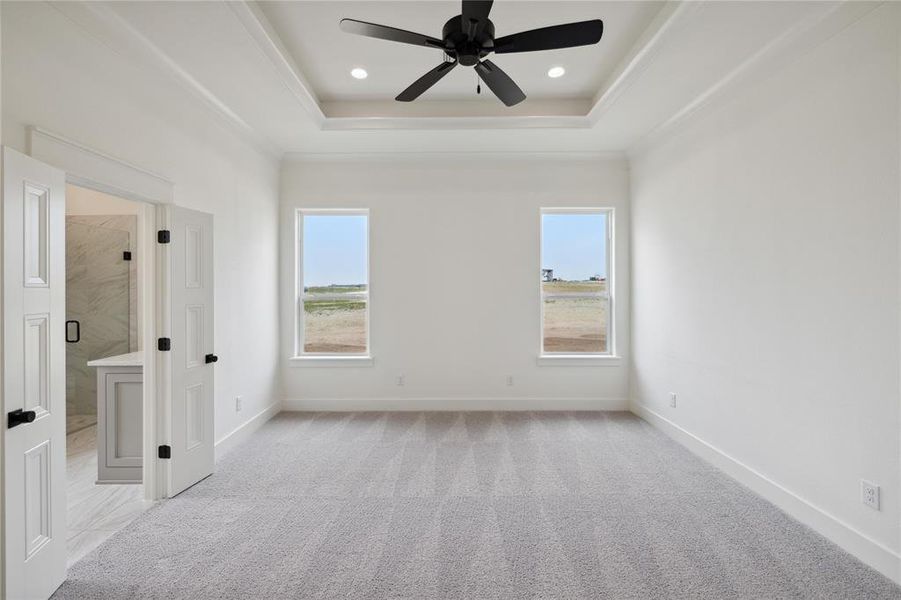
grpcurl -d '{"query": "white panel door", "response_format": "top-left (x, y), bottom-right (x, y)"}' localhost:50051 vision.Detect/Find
top-left (3, 148), bottom-right (67, 599)
top-left (166, 206), bottom-right (214, 496)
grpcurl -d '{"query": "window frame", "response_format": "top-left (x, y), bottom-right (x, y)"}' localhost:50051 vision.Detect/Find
top-left (539, 207), bottom-right (616, 363)
top-left (293, 208), bottom-right (371, 365)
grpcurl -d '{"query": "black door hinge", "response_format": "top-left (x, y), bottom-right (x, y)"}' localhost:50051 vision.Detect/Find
top-left (123, 251), bottom-right (132, 261)
top-left (158, 445), bottom-right (171, 459)
top-left (157, 230), bottom-right (171, 244)
top-left (157, 337), bottom-right (171, 351)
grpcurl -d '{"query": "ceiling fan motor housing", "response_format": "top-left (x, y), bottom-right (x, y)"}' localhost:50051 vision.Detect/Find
top-left (443, 16), bottom-right (494, 66)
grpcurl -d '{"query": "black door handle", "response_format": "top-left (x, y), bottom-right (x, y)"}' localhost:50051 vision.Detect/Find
top-left (205, 354), bottom-right (218, 364)
top-left (8, 409), bottom-right (36, 429)
top-left (66, 320), bottom-right (80, 343)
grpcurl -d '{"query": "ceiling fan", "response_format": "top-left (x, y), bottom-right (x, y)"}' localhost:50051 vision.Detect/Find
top-left (339, 1), bottom-right (603, 107)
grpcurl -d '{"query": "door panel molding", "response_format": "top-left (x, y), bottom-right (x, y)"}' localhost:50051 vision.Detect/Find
top-left (185, 383), bottom-right (204, 451)
top-left (185, 304), bottom-right (204, 370)
top-left (24, 313), bottom-right (51, 415)
top-left (24, 440), bottom-right (52, 559)
top-left (23, 181), bottom-right (51, 287)
top-left (185, 224), bottom-right (203, 289)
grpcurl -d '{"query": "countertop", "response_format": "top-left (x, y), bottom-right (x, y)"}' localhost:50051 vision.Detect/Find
top-left (86, 350), bottom-right (144, 368)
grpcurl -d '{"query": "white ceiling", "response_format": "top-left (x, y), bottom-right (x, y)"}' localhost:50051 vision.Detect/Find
top-left (55, 1), bottom-right (861, 156)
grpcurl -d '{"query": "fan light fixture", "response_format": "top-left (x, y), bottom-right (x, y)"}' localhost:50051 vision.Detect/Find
top-left (547, 66), bottom-right (566, 79)
top-left (351, 67), bottom-right (368, 80)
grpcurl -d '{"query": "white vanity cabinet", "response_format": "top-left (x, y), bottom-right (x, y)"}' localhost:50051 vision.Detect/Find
top-left (87, 351), bottom-right (143, 484)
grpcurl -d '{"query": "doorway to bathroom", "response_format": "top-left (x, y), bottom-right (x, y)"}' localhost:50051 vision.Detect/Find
top-left (4, 141), bottom-right (220, 598)
top-left (64, 184), bottom-right (151, 566)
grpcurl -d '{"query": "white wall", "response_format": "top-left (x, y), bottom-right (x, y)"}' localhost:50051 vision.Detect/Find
top-left (281, 157), bottom-right (630, 409)
top-left (2, 2), bottom-right (281, 444)
top-left (630, 4), bottom-right (901, 581)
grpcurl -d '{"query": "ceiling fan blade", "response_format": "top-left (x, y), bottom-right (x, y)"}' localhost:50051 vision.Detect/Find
top-left (474, 60), bottom-right (526, 107)
top-left (461, 1), bottom-right (493, 40)
top-left (339, 19), bottom-right (443, 49)
top-left (396, 61), bottom-right (458, 102)
top-left (462, 1), bottom-right (493, 23)
top-left (494, 19), bottom-right (604, 54)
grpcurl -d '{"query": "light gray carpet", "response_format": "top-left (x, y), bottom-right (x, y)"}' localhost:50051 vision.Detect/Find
top-left (55, 412), bottom-right (899, 599)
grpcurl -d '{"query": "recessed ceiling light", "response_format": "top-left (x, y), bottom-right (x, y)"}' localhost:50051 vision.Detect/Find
top-left (351, 67), bottom-right (368, 80)
top-left (547, 66), bottom-right (566, 79)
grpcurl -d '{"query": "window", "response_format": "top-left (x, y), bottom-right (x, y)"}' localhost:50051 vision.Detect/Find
top-left (540, 209), bottom-right (612, 356)
top-left (296, 210), bottom-right (369, 357)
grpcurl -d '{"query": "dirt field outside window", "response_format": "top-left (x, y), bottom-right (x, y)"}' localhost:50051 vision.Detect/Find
top-left (302, 285), bottom-right (367, 353)
top-left (542, 280), bottom-right (608, 353)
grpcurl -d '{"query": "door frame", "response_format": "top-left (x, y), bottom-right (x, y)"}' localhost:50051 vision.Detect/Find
top-left (25, 126), bottom-right (177, 501)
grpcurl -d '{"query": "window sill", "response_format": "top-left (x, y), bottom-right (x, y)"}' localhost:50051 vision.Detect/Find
top-left (536, 355), bottom-right (622, 367)
top-left (289, 356), bottom-right (374, 368)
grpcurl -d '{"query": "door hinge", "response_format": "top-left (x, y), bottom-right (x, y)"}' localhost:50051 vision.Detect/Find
top-left (157, 337), bottom-right (171, 351)
top-left (158, 445), bottom-right (171, 459)
top-left (157, 229), bottom-right (171, 244)
top-left (123, 251), bottom-right (132, 261)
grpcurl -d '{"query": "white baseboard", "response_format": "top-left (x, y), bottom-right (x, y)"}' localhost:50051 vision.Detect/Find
top-left (283, 397), bottom-right (628, 412)
top-left (214, 401), bottom-right (282, 461)
top-left (632, 403), bottom-right (901, 585)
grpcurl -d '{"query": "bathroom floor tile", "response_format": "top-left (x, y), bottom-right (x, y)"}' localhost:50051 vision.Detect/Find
top-left (66, 426), bottom-right (153, 567)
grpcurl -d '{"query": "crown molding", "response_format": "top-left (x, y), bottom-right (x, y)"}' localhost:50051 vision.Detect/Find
top-left (281, 150), bottom-right (628, 164)
top-left (627, 0), bottom-right (879, 157)
top-left (50, 1), bottom-right (281, 160)
top-left (321, 115), bottom-right (593, 131)
top-left (322, 98), bottom-right (591, 119)
top-left (228, 1), bottom-right (326, 127)
top-left (587, 1), bottom-right (700, 124)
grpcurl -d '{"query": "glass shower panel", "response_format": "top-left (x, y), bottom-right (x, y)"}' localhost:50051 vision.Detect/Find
top-left (66, 219), bottom-right (131, 434)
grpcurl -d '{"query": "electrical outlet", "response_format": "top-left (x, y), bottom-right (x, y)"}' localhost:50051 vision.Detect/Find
top-left (506, 375), bottom-right (514, 387)
top-left (235, 396), bottom-right (242, 412)
top-left (861, 480), bottom-right (880, 510)
top-left (669, 392), bottom-right (677, 408)
top-left (396, 375), bottom-right (405, 387)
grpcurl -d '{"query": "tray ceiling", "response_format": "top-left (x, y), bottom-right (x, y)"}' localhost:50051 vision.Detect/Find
top-left (46, 1), bottom-right (864, 154)
top-left (258, 1), bottom-right (664, 113)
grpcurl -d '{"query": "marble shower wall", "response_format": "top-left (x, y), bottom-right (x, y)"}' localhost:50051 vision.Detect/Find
top-left (66, 215), bottom-right (138, 434)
